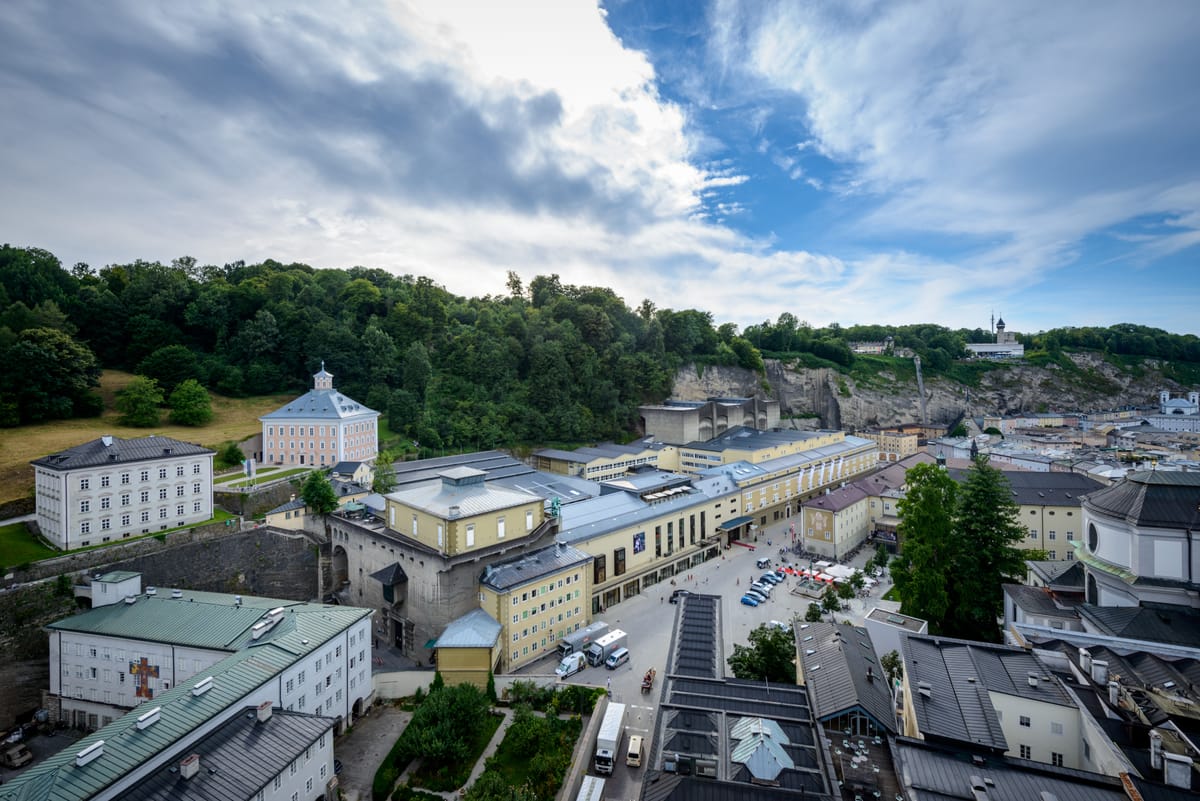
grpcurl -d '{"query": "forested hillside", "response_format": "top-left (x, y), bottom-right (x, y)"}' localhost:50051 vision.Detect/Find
top-left (4, 244), bottom-right (1198, 450)
top-left (0, 245), bottom-right (763, 449)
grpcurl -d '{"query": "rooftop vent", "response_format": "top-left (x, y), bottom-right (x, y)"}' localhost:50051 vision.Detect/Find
top-left (136, 706), bottom-right (162, 730)
top-left (75, 740), bottom-right (104, 767)
top-left (234, 595), bottom-right (242, 606)
top-left (256, 700), bottom-right (273, 723)
top-left (1027, 672), bottom-right (1039, 688)
top-left (101, 435), bottom-right (113, 447)
top-left (180, 753), bottom-right (200, 780)
top-left (192, 676), bottom-right (213, 696)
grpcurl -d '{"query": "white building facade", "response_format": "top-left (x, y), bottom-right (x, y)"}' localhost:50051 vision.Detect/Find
top-left (259, 364), bottom-right (380, 467)
top-left (32, 435), bottom-right (215, 551)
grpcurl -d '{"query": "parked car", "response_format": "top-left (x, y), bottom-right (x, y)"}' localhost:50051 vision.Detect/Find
top-left (669, 589), bottom-right (691, 604)
top-left (745, 589), bottom-right (768, 603)
top-left (759, 573), bottom-right (783, 585)
top-left (750, 581), bottom-right (773, 596)
top-left (740, 594), bottom-right (760, 607)
top-left (774, 569), bottom-right (788, 581)
top-left (768, 620), bottom-right (790, 632)
top-left (756, 557), bottom-right (772, 569)
top-left (605, 647), bottom-right (631, 670)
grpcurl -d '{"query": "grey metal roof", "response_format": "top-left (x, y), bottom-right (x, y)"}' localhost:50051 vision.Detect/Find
top-left (946, 468), bottom-right (1103, 506)
top-left (902, 635), bottom-right (1073, 751)
top-left (266, 498), bottom-right (305, 515)
top-left (388, 450), bottom-right (532, 488)
top-left (1026, 559), bottom-right (1085, 590)
top-left (555, 474), bottom-right (734, 546)
top-left (31, 436), bottom-right (214, 471)
top-left (259, 387), bottom-right (377, 421)
top-left (479, 543), bottom-right (592, 592)
top-left (1, 605), bottom-right (370, 801)
top-left (330, 460), bottom-right (362, 473)
top-left (436, 608), bottom-right (501, 649)
top-left (1001, 584), bottom-right (1082, 621)
top-left (118, 708), bottom-right (333, 801)
top-left (800, 484), bottom-right (868, 513)
top-left (1077, 604), bottom-right (1200, 647)
top-left (799, 623), bottom-right (896, 733)
top-left (892, 737), bottom-right (1128, 801)
top-left (385, 471), bottom-right (540, 519)
top-left (1083, 470), bottom-right (1200, 529)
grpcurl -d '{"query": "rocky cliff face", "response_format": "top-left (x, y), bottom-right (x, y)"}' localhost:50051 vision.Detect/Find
top-left (672, 353), bottom-right (1177, 430)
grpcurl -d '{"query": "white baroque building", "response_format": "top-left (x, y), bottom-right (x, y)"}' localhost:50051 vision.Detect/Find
top-left (32, 435), bottom-right (215, 550)
top-left (259, 364), bottom-right (379, 467)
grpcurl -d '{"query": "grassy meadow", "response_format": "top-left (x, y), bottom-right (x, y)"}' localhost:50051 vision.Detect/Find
top-left (0, 370), bottom-right (292, 506)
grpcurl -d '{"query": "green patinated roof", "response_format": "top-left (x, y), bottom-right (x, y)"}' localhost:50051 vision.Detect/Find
top-left (2, 602), bottom-right (371, 801)
top-left (93, 571), bottom-right (141, 583)
top-left (46, 590), bottom-right (335, 652)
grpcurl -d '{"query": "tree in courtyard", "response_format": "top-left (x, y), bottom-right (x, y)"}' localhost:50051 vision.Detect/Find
top-left (805, 602), bottom-right (824, 622)
top-left (299, 471), bottom-right (339, 517)
top-left (168, 379), bottom-right (213, 425)
top-left (881, 650), bottom-right (904, 686)
top-left (372, 450), bottom-right (397, 494)
top-left (727, 624), bottom-right (797, 683)
top-left (944, 455), bottom-right (1026, 640)
top-left (891, 462), bottom-right (958, 629)
top-left (821, 588), bottom-right (842, 614)
top-left (116, 376), bottom-right (163, 427)
top-left (873, 543), bottom-right (890, 571)
top-left (400, 682), bottom-right (491, 766)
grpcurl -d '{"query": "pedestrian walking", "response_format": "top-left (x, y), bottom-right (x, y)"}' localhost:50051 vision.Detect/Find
top-left (606, 678), bottom-right (612, 696)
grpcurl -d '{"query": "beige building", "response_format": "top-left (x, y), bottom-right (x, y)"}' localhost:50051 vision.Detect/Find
top-left (478, 542), bottom-right (593, 673)
top-left (532, 441), bottom-right (665, 481)
top-left (800, 484), bottom-right (871, 560)
top-left (434, 608), bottom-right (503, 688)
top-left (859, 429), bottom-right (920, 462)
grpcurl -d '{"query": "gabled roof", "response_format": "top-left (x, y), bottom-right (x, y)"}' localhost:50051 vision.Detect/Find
top-left (903, 635), bottom-right (1073, 751)
top-left (119, 708), bottom-right (333, 801)
top-left (266, 497), bottom-right (305, 516)
top-left (480, 543), bottom-right (591, 592)
top-left (1077, 604), bottom-right (1200, 648)
top-left (369, 562), bottom-right (408, 586)
top-left (1027, 559), bottom-right (1086, 590)
top-left (799, 622), bottom-right (896, 733)
top-left (801, 485), bottom-right (868, 513)
top-left (946, 468), bottom-right (1103, 507)
top-left (32, 436), bottom-right (214, 471)
top-left (46, 589), bottom-right (365, 653)
top-left (436, 608), bottom-right (501, 649)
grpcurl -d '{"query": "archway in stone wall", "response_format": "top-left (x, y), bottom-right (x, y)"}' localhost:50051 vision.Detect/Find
top-left (332, 545), bottom-right (349, 591)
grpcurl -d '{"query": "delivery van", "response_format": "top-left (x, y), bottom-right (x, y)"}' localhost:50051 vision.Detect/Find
top-left (626, 734), bottom-right (644, 767)
top-left (605, 647), bottom-right (630, 670)
top-left (556, 651), bottom-right (586, 678)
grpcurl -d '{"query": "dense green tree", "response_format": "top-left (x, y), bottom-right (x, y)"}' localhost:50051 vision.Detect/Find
top-left (216, 441), bottom-right (245, 470)
top-left (399, 682), bottom-right (491, 766)
top-left (892, 463), bottom-right (958, 628)
top-left (805, 602), bottom-right (824, 622)
top-left (116, 376), bottom-right (164, 427)
top-left (728, 624), bottom-right (797, 683)
top-left (881, 650), bottom-right (903, 686)
top-left (946, 456), bottom-right (1026, 640)
top-left (138, 345), bottom-right (202, 396)
top-left (0, 327), bottom-right (101, 424)
top-left (300, 471), bottom-right (339, 517)
top-left (168, 379), bottom-right (213, 426)
top-left (372, 452), bottom-right (397, 494)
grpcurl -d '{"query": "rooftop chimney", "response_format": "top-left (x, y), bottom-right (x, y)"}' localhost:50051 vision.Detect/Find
top-left (1108, 680), bottom-right (1120, 706)
top-left (101, 435), bottom-right (113, 447)
top-left (1150, 729), bottom-right (1164, 770)
top-left (1091, 659), bottom-right (1108, 684)
top-left (1078, 648), bottom-right (1092, 673)
top-left (179, 753), bottom-right (200, 780)
top-left (256, 700), bottom-right (273, 722)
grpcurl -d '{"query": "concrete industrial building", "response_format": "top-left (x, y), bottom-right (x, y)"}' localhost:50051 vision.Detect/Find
top-left (638, 397), bottom-right (780, 444)
top-left (32, 435), bottom-right (215, 551)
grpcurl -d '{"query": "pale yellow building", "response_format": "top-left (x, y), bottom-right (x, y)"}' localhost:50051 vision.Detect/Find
top-left (800, 484), bottom-right (871, 560)
top-left (532, 441), bottom-right (664, 482)
top-left (860, 429), bottom-right (920, 462)
top-left (478, 543), bottom-right (593, 673)
top-left (434, 608), bottom-right (502, 688)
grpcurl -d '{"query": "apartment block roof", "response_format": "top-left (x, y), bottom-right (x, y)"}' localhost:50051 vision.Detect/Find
top-left (32, 436), bottom-right (214, 472)
top-left (555, 473), bottom-right (736, 546)
top-left (1083, 470), bottom-right (1200, 528)
top-left (259, 388), bottom-right (377, 422)
top-left (119, 708), bottom-right (333, 801)
top-left (46, 588), bottom-right (367, 653)
top-left (1, 603), bottom-right (368, 801)
top-left (902, 635), bottom-right (1074, 752)
top-left (533, 441), bottom-right (662, 463)
top-left (479, 542), bottom-right (592, 592)
top-left (946, 468), bottom-right (1103, 506)
top-left (801, 484), bottom-right (869, 513)
top-left (683, 426), bottom-right (826, 453)
top-left (798, 622), bottom-right (896, 733)
top-left (1077, 604), bottom-right (1200, 648)
top-left (386, 470), bottom-right (540, 519)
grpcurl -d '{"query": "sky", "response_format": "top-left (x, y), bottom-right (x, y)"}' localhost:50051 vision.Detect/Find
top-left (2, 1), bottom-right (1199, 336)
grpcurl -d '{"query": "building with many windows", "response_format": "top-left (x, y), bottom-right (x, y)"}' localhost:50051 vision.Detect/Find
top-left (32, 435), bottom-right (215, 551)
top-left (44, 571), bottom-right (372, 735)
top-left (259, 363), bottom-right (379, 467)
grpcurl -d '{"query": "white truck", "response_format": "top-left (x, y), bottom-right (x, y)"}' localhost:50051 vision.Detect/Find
top-left (594, 701), bottom-right (626, 775)
top-left (557, 620), bottom-right (610, 658)
top-left (556, 651), bottom-right (587, 678)
top-left (584, 629), bottom-right (627, 667)
top-left (576, 775), bottom-right (606, 801)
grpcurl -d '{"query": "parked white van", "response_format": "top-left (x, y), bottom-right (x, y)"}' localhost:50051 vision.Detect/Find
top-left (626, 735), bottom-right (645, 767)
top-left (556, 651), bottom-right (586, 678)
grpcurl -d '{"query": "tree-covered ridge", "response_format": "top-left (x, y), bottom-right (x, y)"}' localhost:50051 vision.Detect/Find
top-left (0, 245), bottom-right (761, 446)
top-left (742, 316), bottom-right (1200, 373)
